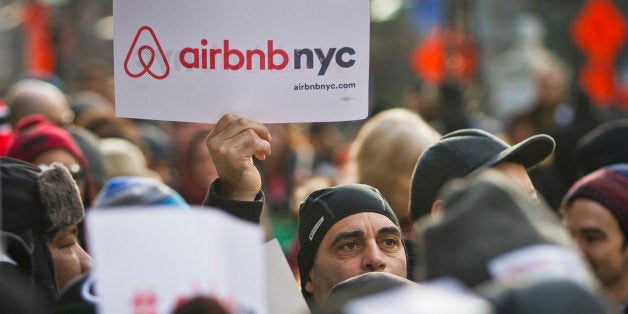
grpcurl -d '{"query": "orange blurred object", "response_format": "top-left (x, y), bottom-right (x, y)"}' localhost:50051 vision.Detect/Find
top-left (579, 62), bottom-right (616, 107)
top-left (572, 0), bottom-right (627, 62)
top-left (410, 27), bottom-right (477, 84)
top-left (572, 0), bottom-right (628, 108)
top-left (22, 2), bottom-right (56, 73)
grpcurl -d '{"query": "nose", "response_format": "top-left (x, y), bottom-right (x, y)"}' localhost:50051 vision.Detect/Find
top-left (362, 241), bottom-right (385, 272)
top-left (76, 245), bottom-right (94, 274)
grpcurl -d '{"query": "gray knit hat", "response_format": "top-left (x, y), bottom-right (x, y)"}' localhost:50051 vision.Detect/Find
top-left (415, 169), bottom-right (583, 288)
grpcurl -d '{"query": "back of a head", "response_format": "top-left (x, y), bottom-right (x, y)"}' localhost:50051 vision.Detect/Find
top-left (99, 137), bottom-right (158, 180)
top-left (415, 169), bottom-right (587, 289)
top-left (576, 119), bottom-right (628, 177)
top-left (350, 109), bottom-right (440, 181)
top-left (348, 108), bottom-right (440, 218)
top-left (4, 79), bottom-right (72, 127)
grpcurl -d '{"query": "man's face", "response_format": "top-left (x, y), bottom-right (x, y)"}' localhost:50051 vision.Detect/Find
top-left (304, 212), bottom-right (407, 303)
top-left (48, 224), bottom-right (93, 291)
top-left (562, 199), bottom-right (628, 288)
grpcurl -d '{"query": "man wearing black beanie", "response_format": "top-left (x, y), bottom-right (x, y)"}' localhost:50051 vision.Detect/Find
top-left (202, 114), bottom-right (407, 305)
top-left (296, 183), bottom-right (406, 303)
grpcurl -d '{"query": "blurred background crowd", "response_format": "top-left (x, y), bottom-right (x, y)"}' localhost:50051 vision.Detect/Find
top-left (0, 0), bottom-right (627, 279)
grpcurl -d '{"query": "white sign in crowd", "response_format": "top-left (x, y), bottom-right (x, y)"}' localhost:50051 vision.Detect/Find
top-left (87, 208), bottom-right (268, 314)
top-left (114, 0), bottom-right (369, 123)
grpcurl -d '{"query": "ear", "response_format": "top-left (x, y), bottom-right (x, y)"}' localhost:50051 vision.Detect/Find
top-left (430, 199), bottom-right (443, 216)
top-left (304, 269), bottom-right (315, 293)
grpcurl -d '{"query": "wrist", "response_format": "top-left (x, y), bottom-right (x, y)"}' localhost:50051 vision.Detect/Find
top-left (218, 179), bottom-right (259, 201)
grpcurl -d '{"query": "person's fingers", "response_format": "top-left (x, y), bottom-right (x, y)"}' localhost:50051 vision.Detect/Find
top-left (229, 128), bottom-right (272, 159)
top-left (209, 114), bottom-right (271, 144)
top-left (206, 128), bottom-right (271, 171)
top-left (207, 115), bottom-right (272, 162)
top-left (211, 113), bottom-right (238, 135)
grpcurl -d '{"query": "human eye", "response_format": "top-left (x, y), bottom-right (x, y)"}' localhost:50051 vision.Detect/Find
top-left (61, 237), bottom-right (78, 249)
top-left (52, 233), bottom-right (77, 250)
top-left (379, 237), bottom-right (401, 251)
top-left (340, 241), bottom-right (360, 252)
top-left (580, 230), bottom-right (606, 246)
top-left (583, 234), bottom-right (604, 244)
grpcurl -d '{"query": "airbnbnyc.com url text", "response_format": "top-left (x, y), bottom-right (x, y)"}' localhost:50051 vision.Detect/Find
top-left (294, 82), bottom-right (356, 91)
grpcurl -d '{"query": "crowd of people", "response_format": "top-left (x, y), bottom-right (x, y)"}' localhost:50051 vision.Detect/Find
top-left (0, 52), bottom-right (627, 314)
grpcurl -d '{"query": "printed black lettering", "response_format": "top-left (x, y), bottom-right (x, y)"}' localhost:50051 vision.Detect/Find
top-left (335, 47), bottom-right (355, 68)
top-left (294, 49), bottom-right (314, 70)
top-left (315, 48), bottom-right (336, 76)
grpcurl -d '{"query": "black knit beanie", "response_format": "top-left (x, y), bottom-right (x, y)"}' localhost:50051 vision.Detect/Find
top-left (296, 183), bottom-right (400, 297)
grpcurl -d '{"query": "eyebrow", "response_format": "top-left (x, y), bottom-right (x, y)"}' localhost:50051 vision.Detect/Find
top-left (330, 230), bottom-right (364, 248)
top-left (579, 227), bottom-right (607, 236)
top-left (377, 226), bottom-right (402, 237)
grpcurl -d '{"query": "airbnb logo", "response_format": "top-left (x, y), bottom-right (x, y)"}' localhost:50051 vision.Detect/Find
top-left (124, 26), bottom-right (170, 80)
top-left (123, 25), bottom-right (357, 79)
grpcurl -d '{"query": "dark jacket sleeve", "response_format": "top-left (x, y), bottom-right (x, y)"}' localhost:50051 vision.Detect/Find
top-left (202, 178), bottom-right (264, 224)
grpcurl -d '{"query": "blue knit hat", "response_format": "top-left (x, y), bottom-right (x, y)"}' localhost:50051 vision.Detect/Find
top-left (92, 176), bottom-right (190, 209)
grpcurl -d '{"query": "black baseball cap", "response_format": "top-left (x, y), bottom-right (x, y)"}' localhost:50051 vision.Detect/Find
top-left (409, 129), bottom-right (555, 221)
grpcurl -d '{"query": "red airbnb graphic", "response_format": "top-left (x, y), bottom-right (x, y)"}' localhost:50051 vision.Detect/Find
top-left (132, 290), bottom-right (158, 314)
top-left (124, 26), bottom-right (170, 80)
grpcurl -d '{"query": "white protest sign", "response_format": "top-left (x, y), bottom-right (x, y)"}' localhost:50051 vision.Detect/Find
top-left (114, 0), bottom-right (370, 123)
top-left (264, 239), bottom-right (309, 314)
top-left (86, 207), bottom-right (265, 314)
